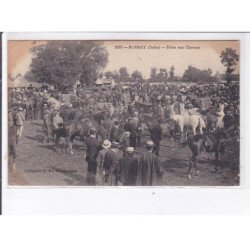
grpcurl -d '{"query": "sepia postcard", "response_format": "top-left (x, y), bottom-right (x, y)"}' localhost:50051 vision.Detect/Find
top-left (6, 37), bottom-right (240, 187)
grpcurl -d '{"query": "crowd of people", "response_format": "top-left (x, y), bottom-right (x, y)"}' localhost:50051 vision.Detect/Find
top-left (8, 80), bottom-right (240, 185)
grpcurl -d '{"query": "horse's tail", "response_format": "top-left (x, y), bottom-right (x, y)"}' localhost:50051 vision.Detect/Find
top-left (181, 140), bottom-right (189, 148)
top-left (198, 116), bottom-right (206, 128)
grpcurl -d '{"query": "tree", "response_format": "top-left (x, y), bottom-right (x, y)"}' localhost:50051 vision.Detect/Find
top-left (220, 48), bottom-right (239, 83)
top-left (182, 65), bottom-right (216, 82)
top-left (214, 71), bottom-right (221, 81)
top-left (150, 67), bottom-right (157, 82)
top-left (119, 67), bottom-right (130, 82)
top-left (131, 70), bottom-right (143, 82)
top-left (169, 66), bottom-right (175, 79)
top-left (112, 70), bottom-right (120, 83)
top-left (25, 41), bottom-right (109, 89)
top-left (104, 71), bottom-right (113, 79)
top-left (156, 68), bottom-right (168, 82)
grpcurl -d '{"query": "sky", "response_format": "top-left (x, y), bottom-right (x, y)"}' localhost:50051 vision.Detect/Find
top-left (8, 40), bottom-right (240, 81)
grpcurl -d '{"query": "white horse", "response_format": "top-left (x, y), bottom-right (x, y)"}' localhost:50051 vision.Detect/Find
top-left (168, 103), bottom-right (206, 141)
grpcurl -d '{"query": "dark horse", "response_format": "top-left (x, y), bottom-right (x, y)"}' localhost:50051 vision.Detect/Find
top-left (185, 124), bottom-right (238, 179)
top-left (54, 111), bottom-right (107, 154)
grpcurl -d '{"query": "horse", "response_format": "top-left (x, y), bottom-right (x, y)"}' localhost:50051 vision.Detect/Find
top-left (200, 104), bottom-right (225, 131)
top-left (54, 111), bottom-right (107, 154)
top-left (9, 125), bottom-right (18, 172)
top-left (185, 124), bottom-right (238, 179)
top-left (166, 103), bottom-right (206, 142)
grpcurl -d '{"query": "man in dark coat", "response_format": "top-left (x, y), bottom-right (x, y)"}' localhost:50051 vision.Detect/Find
top-left (117, 147), bottom-right (139, 186)
top-left (103, 142), bottom-right (120, 186)
top-left (136, 140), bottom-right (163, 186)
top-left (150, 119), bottom-right (162, 156)
top-left (110, 120), bottom-right (120, 142)
top-left (85, 128), bottom-right (102, 185)
top-left (124, 117), bottom-right (137, 148)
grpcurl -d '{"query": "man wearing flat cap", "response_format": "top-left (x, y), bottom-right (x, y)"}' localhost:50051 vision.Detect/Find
top-left (136, 140), bottom-right (163, 186)
top-left (117, 147), bottom-right (139, 186)
top-left (96, 140), bottom-right (111, 185)
top-left (103, 141), bottom-right (120, 185)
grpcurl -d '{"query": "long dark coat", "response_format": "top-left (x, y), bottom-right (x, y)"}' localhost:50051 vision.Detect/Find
top-left (85, 136), bottom-right (102, 173)
top-left (118, 156), bottom-right (139, 185)
top-left (136, 151), bottom-right (162, 186)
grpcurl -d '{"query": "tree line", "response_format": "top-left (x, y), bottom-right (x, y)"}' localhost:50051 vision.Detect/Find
top-left (22, 41), bottom-right (239, 88)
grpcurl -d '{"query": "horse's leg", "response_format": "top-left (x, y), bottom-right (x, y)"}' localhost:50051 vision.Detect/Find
top-left (198, 118), bottom-right (204, 134)
top-left (193, 154), bottom-right (199, 176)
top-left (199, 124), bottom-right (203, 134)
top-left (187, 145), bottom-right (199, 179)
top-left (182, 127), bottom-right (187, 143)
top-left (55, 134), bottom-right (62, 154)
top-left (187, 155), bottom-right (194, 180)
top-left (68, 135), bottom-right (75, 155)
top-left (62, 137), bottom-right (68, 154)
top-left (214, 151), bottom-right (220, 172)
top-left (42, 129), bottom-right (46, 143)
top-left (47, 127), bottom-right (52, 143)
top-left (180, 124), bottom-right (184, 143)
top-left (187, 161), bottom-right (192, 179)
top-left (192, 126), bottom-right (196, 136)
top-left (51, 130), bottom-right (55, 142)
top-left (168, 121), bottom-right (176, 147)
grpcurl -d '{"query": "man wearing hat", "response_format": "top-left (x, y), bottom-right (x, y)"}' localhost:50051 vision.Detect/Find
top-left (117, 147), bottom-right (139, 186)
top-left (96, 140), bottom-right (111, 185)
top-left (103, 141), bottom-right (120, 185)
top-left (16, 107), bottom-right (25, 138)
top-left (136, 140), bottom-right (163, 186)
top-left (85, 128), bottom-right (102, 185)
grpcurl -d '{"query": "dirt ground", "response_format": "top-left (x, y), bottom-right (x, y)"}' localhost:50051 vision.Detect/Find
top-left (9, 120), bottom-right (240, 186)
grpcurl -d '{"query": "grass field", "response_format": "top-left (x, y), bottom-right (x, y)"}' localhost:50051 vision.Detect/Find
top-left (9, 120), bottom-right (240, 186)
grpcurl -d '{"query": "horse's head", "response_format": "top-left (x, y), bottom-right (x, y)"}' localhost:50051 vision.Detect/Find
top-left (165, 103), bottom-right (174, 117)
